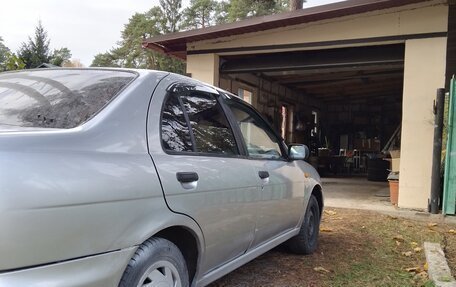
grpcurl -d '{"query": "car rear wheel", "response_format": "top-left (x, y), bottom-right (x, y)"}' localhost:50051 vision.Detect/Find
top-left (119, 237), bottom-right (189, 287)
top-left (286, 195), bottom-right (320, 255)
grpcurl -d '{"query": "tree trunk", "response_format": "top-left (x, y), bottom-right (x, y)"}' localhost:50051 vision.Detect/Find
top-left (290, 0), bottom-right (303, 10)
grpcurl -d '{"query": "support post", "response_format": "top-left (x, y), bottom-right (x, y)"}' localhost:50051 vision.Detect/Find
top-left (430, 88), bottom-right (445, 214)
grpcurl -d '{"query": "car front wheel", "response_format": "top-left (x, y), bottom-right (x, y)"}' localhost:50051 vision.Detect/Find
top-left (119, 237), bottom-right (189, 287)
top-left (286, 194), bottom-right (320, 255)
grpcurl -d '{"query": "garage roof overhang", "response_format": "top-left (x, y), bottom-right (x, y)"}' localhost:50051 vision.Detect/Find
top-left (143, 0), bottom-right (431, 60)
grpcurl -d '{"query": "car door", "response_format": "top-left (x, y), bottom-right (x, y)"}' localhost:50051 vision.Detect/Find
top-left (223, 97), bottom-right (306, 247)
top-left (147, 80), bottom-right (259, 274)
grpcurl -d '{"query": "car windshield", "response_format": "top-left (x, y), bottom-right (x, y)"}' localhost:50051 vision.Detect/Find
top-left (0, 69), bottom-right (136, 129)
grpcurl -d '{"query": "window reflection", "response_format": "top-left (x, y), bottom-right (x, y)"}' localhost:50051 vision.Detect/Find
top-left (161, 95), bottom-right (193, 152)
top-left (181, 93), bottom-right (238, 155)
top-left (227, 100), bottom-right (282, 159)
top-left (0, 70), bottom-right (135, 128)
top-left (161, 87), bottom-right (239, 156)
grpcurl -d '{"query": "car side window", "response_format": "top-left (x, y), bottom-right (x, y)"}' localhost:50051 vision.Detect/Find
top-left (161, 85), bottom-right (239, 156)
top-left (161, 93), bottom-right (193, 152)
top-left (180, 92), bottom-right (238, 155)
top-left (226, 99), bottom-right (283, 160)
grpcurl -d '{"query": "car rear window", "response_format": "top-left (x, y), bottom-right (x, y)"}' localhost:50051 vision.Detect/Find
top-left (0, 69), bottom-right (136, 128)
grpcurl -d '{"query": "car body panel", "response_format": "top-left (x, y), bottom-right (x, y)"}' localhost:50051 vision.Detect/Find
top-left (248, 159), bottom-right (307, 248)
top-left (147, 75), bottom-right (260, 274)
top-left (0, 247), bottom-right (137, 287)
top-left (0, 70), bottom-right (204, 271)
top-left (0, 68), bottom-right (322, 287)
top-left (196, 227), bottom-right (299, 287)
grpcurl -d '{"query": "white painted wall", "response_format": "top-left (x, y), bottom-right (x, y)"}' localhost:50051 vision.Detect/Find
top-left (399, 37), bottom-right (447, 209)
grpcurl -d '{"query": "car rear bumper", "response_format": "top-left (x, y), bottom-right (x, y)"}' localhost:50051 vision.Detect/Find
top-left (0, 247), bottom-right (137, 287)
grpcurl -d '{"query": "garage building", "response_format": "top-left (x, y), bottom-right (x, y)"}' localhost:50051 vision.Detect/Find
top-left (144, 0), bottom-right (454, 210)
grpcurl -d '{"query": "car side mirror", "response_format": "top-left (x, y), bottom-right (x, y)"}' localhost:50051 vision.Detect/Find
top-left (288, 144), bottom-right (309, 161)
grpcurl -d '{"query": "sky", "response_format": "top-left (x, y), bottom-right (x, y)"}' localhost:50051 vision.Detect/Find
top-left (0, 0), bottom-right (343, 67)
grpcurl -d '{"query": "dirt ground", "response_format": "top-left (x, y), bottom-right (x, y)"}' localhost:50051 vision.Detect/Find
top-left (209, 208), bottom-right (456, 287)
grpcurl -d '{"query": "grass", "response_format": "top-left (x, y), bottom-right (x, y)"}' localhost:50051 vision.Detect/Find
top-left (210, 208), bottom-right (455, 287)
top-left (324, 211), bottom-right (443, 287)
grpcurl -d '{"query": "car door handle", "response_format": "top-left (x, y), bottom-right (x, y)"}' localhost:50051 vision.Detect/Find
top-left (176, 172), bottom-right (199, 183)
top-left (258, 171), bottom-right (269, 179)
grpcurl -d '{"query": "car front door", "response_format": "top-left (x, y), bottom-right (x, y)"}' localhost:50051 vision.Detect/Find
top-left (223, 97), bottom-right (306, 247)
top-left (147, 80), bottom-right (259, 274)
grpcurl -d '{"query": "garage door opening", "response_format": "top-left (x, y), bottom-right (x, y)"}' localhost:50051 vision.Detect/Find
top-left (219, 44), bottom-right (404, 209)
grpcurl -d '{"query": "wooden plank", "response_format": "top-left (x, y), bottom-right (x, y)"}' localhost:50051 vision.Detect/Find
top-left (444, 76), bottom-right (456, 215)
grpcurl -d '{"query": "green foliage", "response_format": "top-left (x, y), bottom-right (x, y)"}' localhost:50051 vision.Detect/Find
top-left (91, 52), bottom-right (121, 68)
top-left (0, 36), bottom-right (11, 70)
top-left (91, 5), bottom-right (184, 74)
top-left (18, 21), bottom-right (52, 68)
top-left (18, 21), bottom-right (72, 68)
top-left (50, 47), bottom-right (72, 66)
top-left (225, 0), bottom-right (286, 22)
top-left (159, 0), bottom-right (182, 33)
top-left (4, 52), bottom-right (26, 71)
top-left (183, 0), bottom-right (218, 29)
top-left (90, 0), bottom-right (293, 72)
top-left (0, 36), bottom-right (25, 71)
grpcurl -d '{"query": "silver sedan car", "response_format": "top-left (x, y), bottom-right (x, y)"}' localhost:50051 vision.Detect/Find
top-left (0, 68), bottom-right (323, 287)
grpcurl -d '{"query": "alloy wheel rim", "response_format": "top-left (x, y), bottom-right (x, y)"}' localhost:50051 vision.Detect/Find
top-left (137, 260), bottom-right (182, 287)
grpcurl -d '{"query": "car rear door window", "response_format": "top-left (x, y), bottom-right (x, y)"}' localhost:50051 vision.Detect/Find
top-left (161, 86), bottom-right (239, 156)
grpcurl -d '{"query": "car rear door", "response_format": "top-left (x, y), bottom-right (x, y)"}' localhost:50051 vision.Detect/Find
top-left (147, 79), bottom-right (259, 274)
top-left (223, 97), bottom-right (306, 247)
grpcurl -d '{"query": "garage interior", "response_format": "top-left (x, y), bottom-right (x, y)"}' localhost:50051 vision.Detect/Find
top-left (219, 44), bottom-right (404, 186)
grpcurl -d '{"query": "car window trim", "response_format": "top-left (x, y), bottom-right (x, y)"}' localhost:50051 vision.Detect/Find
top-left (158, 86), bottom-right (193, 153)
top-left (217, 91), bottom-right (249, 157)
top-left (177, 95), bottom-right (197, 152)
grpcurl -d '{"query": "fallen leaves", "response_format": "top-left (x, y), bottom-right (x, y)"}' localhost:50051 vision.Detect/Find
top-left (401, 247), bottom-right (421, 256)
top-left (413, 247), bottom-right (422, 253)
top-left (448, 229), bottom-right (456, 234)
top-left (313, 267), bottom-right (330, 273)
top-left (320, 227), bottom-right (333, 233)
top-left (324, 210), bottom-right (337, 216)
top-left (393, 235), bottom-right (405, 242)
top-left (414, 271), bottom-right (429, 280)
top-left (405, 266), bottom-right (429, 281)
top-left (405, 267), bottom-right (422, 273)
top-left (428, 223), bottom-right (438, 228)
top-left (402, 251), bottom-right (412, 257)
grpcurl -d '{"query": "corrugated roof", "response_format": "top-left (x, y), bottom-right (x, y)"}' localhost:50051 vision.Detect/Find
top-left (143, 0), bottom-right (430, 59)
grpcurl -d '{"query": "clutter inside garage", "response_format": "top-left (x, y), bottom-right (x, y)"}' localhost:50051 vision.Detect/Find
top-left (219, 44), bottom-right (404, 183)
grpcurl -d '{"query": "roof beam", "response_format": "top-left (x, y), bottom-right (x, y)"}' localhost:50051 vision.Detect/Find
top-left (220, 44), bottom-right (404, 74)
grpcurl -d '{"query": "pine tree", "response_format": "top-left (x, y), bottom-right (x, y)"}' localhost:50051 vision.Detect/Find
top-left (18, 21), bottom-right (52, 68)
top-left (183, 0), bottom-right (218, 29)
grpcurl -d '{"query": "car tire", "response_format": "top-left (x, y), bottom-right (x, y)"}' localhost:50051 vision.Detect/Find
top-left (286, 195), bottom-right (320, 255)
top-left (119, 237), bottom-right (189, 287)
